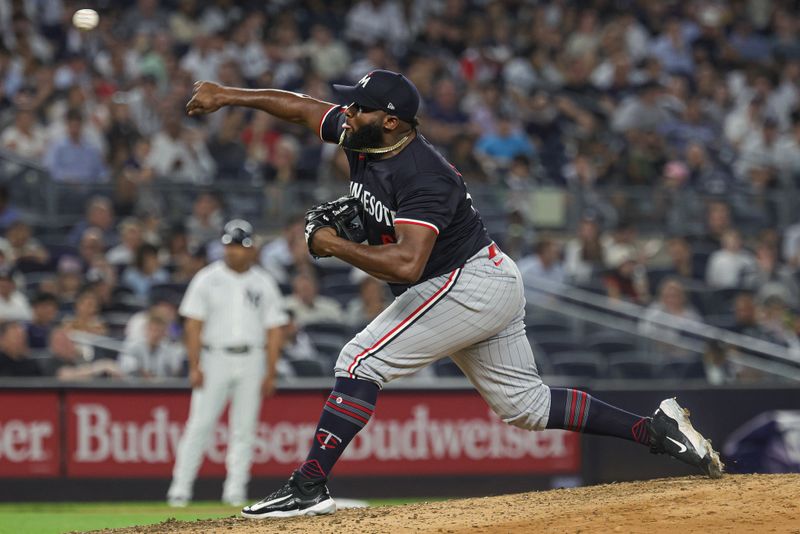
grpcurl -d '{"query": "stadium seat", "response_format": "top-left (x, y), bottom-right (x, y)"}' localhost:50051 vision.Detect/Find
top-left (549, 350), bottom-right (606, 379)
top-left (319, 283), bottom-right (360, 307)
top-left (308, 334), bottom-right (345, 359)
top-left (525, 317), bottom-right (572, 336)
top-left (529, 334), bottom-right (581, 357)
top-left (289, 358), bottom-right (326, 377)
top-left (660, 358), bottom-right (707, 379)
top-left (705, 313), bottom-right (737, 330)
top-left (703, 288), bottom-right (741, 315)
top-left (304, 321), bottom-right (352, 337)
top-left (606, 352), bottom-right (657, 379)
top-left (585, 331), bottom-right (638, 355)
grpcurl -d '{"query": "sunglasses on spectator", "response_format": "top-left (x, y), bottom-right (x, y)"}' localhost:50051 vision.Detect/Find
top-left (348, 102), bottom-right (382, 114)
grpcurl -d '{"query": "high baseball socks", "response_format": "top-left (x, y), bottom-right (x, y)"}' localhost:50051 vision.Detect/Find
top-left (546, 388), bottom-right (651, 445)
top-left (296, 377), bottom-right (379, 480)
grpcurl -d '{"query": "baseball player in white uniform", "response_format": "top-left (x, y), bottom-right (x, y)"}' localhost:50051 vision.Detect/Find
top-left (167, 219), bottom-right (288, 507)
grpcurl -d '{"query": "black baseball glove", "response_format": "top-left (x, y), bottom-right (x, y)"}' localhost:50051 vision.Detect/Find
top-left (304, 196), bottom-right (367, 258)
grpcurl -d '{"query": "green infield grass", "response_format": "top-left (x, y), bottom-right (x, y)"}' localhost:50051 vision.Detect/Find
top-left (0, 499), bottom-right (423, 534)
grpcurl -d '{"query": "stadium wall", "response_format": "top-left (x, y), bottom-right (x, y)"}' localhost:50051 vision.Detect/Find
top-left (0, 383), bottom-right (798, 500)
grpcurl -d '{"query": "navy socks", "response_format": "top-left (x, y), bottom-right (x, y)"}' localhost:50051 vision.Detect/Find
top-left (297, 377), bottom-right (379, 480)
top-left (546, 388), bottom-right (651, 445)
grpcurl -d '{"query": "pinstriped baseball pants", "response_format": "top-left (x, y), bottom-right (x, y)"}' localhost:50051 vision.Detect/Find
top-left (334, 244), bottom-right (552, 431)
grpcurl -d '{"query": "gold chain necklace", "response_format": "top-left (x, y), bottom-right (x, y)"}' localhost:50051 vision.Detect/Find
top-left (338, 132), bottom-right (411, 154)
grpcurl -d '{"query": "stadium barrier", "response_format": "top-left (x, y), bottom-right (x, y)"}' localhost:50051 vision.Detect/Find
top-left (1, 380), bottom-right (798, 500)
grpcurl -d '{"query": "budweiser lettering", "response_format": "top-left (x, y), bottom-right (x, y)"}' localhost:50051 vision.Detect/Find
top-left (0, 419), bottom-right (53, 462)
top-left (72, 402), bottom-right (568, 464)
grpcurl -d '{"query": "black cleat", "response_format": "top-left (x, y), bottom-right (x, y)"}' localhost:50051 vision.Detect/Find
top-left (241, 472), bottom-right (337, 519)
top-left (648, 398), bottom-right (724, 479)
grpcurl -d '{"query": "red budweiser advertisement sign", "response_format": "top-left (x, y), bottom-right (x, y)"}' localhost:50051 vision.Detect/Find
top-left (0, 391), bottom-right (60, 477)
top-left (1, 389), bottom-right (579, 478)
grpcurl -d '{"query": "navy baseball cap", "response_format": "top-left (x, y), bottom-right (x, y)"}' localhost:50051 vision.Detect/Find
top-left (333, 70), bottom-right (420, 123)
top-left (221, 219), bottom-right (254, 248)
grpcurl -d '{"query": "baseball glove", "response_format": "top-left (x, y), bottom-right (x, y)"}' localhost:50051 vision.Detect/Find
top-left (304, 196), bottom-right (367, 258)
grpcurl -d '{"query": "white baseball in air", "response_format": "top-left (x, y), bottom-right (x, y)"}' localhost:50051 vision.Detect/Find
top-left (72, 8), bottom-right (99, 31)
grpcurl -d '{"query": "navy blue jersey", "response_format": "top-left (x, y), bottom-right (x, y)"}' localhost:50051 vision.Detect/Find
top-left (319, 105), bottom-right (491, 295)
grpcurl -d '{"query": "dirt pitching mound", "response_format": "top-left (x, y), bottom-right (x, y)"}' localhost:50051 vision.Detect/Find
top-left (102, 474), bottom-right (800, 534)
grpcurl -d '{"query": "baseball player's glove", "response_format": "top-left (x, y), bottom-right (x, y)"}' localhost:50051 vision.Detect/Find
top-left (304, 196), bottom-right (366, 258)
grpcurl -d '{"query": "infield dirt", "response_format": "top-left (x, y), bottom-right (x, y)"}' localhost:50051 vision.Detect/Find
top-left (97, 473), bottom-right (800, 534)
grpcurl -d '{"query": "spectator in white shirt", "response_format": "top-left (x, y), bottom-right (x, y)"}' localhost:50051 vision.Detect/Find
top-left (1, 107), bottom-right (47, 161)
top-left (706, 229), bottom-right (757, 288)
top-left (0, 266), bottom-right (32, 322)
top-left (120, 311), bottom-right (184, 378)
top-left (284, 272), bottom-right (343, 326)
top-left (145, 116), bottom-right (216, 184)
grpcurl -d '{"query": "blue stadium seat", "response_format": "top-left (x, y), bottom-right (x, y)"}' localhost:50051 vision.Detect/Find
top-left (529, 334), bottom-right (581, 357)
top-left (549, 350), bottom-right (606, 379)
top-left (289, 358), bottom-right (326, 377)
top-left (305, 321), bottom-right (352, 338)
top-left (525, 317), bottom-right (572, 336)
top-left (606, 352), bottom-right (657, 379)
top-left (585, 331), bottom-right (638, 355)
top-left (661, 358), bottom-right (707, 379)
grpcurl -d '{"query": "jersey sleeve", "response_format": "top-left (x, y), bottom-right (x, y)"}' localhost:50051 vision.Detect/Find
top-left (261, 274), bottom-right (290, 329)
top-left (179, 271), bottom-right (208, 321)
top-left (394, 172), bottom-right (463, 235)
top-left (319, 104), bottom-right (346, 144)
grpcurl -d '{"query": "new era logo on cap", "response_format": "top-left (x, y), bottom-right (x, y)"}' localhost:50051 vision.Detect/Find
top-left (333, 70), bottom-right (420, 122)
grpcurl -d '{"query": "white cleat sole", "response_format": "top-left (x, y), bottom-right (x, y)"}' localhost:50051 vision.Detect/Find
top-left (240, 498), bottom-right (337, 519)
top-left (660, 398), bottom-right (724, 479)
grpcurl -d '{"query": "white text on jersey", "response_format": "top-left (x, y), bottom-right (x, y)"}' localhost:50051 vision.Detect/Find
top-left (350, 182), bottom-right (396, 228)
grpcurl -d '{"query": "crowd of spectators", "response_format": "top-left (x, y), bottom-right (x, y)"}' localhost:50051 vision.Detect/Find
top-left (1, 0), bottom-right (800, 382)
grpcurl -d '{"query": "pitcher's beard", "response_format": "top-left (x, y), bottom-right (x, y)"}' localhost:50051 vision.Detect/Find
top-left (341, 121), bottom-right (385, 150)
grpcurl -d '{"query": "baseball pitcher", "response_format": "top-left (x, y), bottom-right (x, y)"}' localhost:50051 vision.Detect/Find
top-left (186, 70), bottom-right (723, 519)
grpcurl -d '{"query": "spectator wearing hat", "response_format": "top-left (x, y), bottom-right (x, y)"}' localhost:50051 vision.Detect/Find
top-left (0, 321), bottom-right (41, 377)
top-left (0, 266), bottom-right (31, 322)
top-left (26, 293), bottom-right (59, 350)
top-left (122, 243), bottom-right (169, 299)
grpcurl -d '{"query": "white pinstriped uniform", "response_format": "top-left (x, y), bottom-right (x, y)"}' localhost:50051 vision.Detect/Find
top-left (334, 243), bottom-right (552, 431)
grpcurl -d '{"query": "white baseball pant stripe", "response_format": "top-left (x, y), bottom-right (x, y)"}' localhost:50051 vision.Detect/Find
top-left (335, 244), bottom-right (552, 430)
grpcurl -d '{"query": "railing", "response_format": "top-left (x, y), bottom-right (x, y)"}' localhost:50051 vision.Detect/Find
top-left (3, 148), bottom-right (799, 237)
top-left (524, 278), bottom-right (800, 382)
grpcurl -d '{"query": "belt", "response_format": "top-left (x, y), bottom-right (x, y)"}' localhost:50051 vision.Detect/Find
top-left (202, 344), bottom-right (252, 354)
